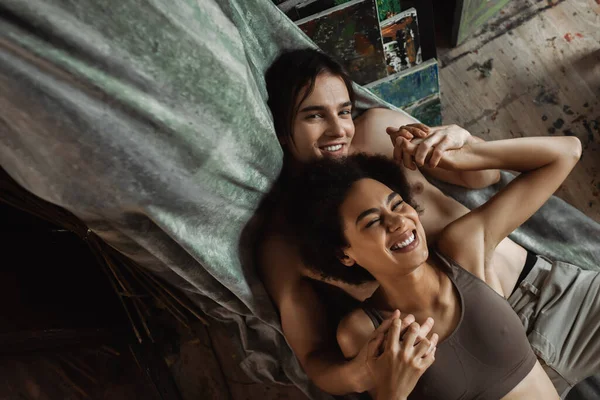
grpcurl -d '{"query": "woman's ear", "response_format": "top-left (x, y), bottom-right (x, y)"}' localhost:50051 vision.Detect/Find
top-left (337, 252), bottom-right (356, 267)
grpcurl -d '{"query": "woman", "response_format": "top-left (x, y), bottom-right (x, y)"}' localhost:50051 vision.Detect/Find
top-left (285, 135), bottom-right (583, 399)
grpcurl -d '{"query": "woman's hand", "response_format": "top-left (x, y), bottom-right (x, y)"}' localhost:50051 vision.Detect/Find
top-left (351, 311), bottom-right (435, 393)
top-left (368, 318), bottom-right (438, 400)
top-left (388, 124), bottom-right (473, 170)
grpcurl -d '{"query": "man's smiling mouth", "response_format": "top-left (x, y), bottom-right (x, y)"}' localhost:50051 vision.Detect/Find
top-left (322, 144), bottom-right (342, 152)
top-left (320, 143), bottom-right (344, 153)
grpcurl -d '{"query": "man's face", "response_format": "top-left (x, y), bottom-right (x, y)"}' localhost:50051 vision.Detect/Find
top-left (288, 73), bottom-right (355, 162)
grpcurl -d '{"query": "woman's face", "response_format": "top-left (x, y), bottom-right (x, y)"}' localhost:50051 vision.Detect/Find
top-left (288, 73), bottom-right (355, 162)
top-left (339, 178), bottom-right (428, 277)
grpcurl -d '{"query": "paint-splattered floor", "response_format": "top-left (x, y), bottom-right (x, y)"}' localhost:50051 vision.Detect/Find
top-left (438, 0), bottom-right (600, 223)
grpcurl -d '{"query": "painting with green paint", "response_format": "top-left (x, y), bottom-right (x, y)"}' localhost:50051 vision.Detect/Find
top-left (407, 95), bottom-right (442, 126)
top-left (365, 58), bottom-right (438, 109)
top-left (275, 0), bottom-right (355, 21)
top-left (381, 7), bottom-right (421, 74)
top-left (376, 0), bottom-right (402, 22)
top-left (297, 0), bottom-right (387, 85)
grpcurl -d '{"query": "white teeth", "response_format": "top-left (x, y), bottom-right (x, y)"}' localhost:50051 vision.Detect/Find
top-left (322, 144), bottom-right (342, 152)
top-left (391, 232), bottom-right (415, 250)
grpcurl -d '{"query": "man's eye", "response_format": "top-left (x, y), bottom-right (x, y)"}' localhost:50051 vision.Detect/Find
top-left (307, 113), bottom-right (322, 119)
top-left (340, 109), bottom-right (352, 116)
top-left (366, 218), bottom-right (380, 228)
top-left (392, 200), bottom-right (404, 210)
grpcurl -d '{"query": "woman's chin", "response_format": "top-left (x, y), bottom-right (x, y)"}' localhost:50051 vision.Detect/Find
top-left (392, 241), bottom-right (429, 267)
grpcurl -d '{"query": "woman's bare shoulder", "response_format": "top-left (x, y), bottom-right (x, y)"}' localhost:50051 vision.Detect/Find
top-left (436, 214), bottom-right (487, 280)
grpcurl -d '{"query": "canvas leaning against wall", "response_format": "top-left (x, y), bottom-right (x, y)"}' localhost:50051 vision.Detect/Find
top-left (276, 0), bottom-right (355, 22)
top-left (381, 7), bottom-right (422, 74)
top-left (296, 0), bottom-right (388, 85)
top-left (375, 0), bottom-right (402, 22)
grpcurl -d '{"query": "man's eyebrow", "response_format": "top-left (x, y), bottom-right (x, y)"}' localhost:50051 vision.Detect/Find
top-left (299, 105), bottom-right (325, 113)
top-left (356, 208), bottom-right (378, 225)
top-left (299, 101), bottom-right (352, 113)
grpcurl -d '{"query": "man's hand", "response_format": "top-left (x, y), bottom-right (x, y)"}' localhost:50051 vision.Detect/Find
top-left (386, 124), bottom-right (429, 170)
top-left (386, 123), bottom-right (430, 143)
top-left (369, 318), bottom-right (438, 400)
top-left (388, 124), bottom-right (473, 170)
top-left (353, 310), bottom-right (436, 392)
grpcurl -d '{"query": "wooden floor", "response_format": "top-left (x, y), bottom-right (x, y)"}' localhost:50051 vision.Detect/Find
top-left (171, 321), bottom-right (309, 400)
top-left (438, 0), bottom-right (600, 222)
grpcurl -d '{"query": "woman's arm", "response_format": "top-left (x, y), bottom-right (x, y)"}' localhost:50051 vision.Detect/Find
top-left (424, 136), bottom-right (581, 276)
top-left (391, 125), bottom-right (501, 188)
top-left (353, 108), bottom-right (500, 189)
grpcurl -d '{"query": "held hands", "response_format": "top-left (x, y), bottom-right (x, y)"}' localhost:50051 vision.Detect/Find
top-left (386, 124), bottom-right (472, 170)
top-left (360, 311), bottom-right (438, 399)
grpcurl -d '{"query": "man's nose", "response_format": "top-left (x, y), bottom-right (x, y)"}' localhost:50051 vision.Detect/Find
top-left (325, 117), bottom-right (345, 138)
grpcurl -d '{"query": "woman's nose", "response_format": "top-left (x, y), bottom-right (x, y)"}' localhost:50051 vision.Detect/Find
top-left (387, 213), bottom-right (405, 232)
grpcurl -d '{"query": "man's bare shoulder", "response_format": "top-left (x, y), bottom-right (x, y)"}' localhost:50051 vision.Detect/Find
top-left (337, 308), bottom-right (375, 359)
top-left (351, 107), bottom-right (415, 157)
top-left (258, 221), bottom-right (306, 294)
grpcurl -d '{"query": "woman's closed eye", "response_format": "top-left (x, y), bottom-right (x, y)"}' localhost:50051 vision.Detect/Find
top-left (365, 201), bottom-right (404, 228)
top-left (365, 217), bottom-right (380, 228)
top-left (392, 200), bottom-right (404, 210)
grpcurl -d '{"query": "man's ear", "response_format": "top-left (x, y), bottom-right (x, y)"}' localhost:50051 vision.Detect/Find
top-left (337, 251), bottom-right (356, 267)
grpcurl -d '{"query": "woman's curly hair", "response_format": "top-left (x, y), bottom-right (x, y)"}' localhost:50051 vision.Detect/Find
top-left (284, 153), bottom-right (418, 285)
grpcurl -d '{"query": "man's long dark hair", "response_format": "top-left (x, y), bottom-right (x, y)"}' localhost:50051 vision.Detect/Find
top-left (265, 49), bottom-right (355, 146)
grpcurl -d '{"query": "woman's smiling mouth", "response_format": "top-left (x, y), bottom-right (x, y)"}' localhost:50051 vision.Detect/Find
top-left (390, 230), bottom-right (419, 253)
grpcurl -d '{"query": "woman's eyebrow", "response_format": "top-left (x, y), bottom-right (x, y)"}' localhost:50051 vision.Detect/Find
top-left (356, 208), bottom-right (378, 225)
top-left (387, 192), bottom-right (398, 204)
top-left (355, 193), bottom-right (399, 225)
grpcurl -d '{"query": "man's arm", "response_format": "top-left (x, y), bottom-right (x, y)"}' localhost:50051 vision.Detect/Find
top-left (259, 234), bottom-right (369, 394)
top-left (338, 314), bottom-right (438, 400)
